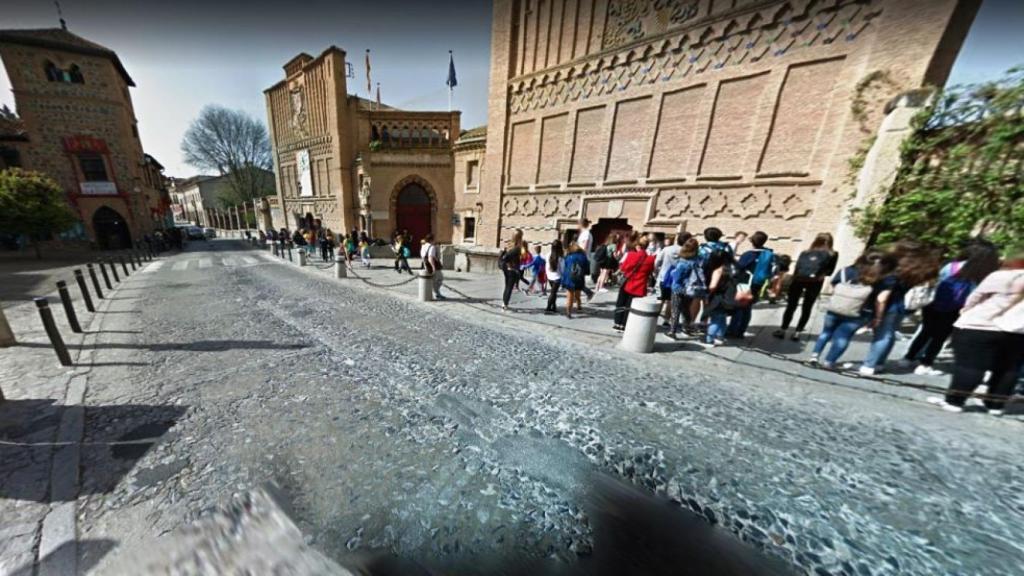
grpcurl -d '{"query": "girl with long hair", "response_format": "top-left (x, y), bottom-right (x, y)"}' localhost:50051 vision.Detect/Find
top-left (499, 229), bottom-right (524, 310)
top-left (594, 233), bottom-right (620, 293)
top-left (773, 232), bottom-right (838, 340)
top-left (561, 242), bottom-right (589, 318)
top-left (545, 240), bottom-right (564, 313)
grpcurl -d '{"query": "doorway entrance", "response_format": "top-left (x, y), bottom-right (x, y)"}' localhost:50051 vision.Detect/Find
top-left (591, 218), bottom-right (633, 248)
top-left (92, 206), bottom-right (132, 250)
top-left (395, 182), bottom-right (432, 253)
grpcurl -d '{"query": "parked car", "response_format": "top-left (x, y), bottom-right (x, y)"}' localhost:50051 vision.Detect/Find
top-left (186, 226), bottom-right (206, 241)
top-left (203, 228), bottom-right (217, 239)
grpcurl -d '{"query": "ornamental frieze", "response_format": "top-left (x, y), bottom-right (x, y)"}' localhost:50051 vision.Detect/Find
top-left (652, 186), bottom-right (813, 221)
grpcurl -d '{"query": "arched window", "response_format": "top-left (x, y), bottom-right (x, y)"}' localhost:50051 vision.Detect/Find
top-left (44, 61), bottom-right (60, 82)
top-left (69, 65), bottom-right (84, 84)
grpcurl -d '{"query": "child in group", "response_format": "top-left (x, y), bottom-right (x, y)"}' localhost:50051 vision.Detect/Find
top-left (526, 244), bottom-right (548, 295)
top-left (668, 238), bottom-right (704, 338)
top-left (517, 241), bottom-right (534, 291)
top-left (358, 237), bottom-right (371, 268)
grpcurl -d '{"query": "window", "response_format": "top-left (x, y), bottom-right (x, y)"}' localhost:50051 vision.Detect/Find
top-left (68, 65), bottom-right (84, 84)
top-left (131, 125), bottom-right (138, 138)
top-left (44, 61), bottom-right (60, 82)
top-left (463, 216), bottom-right (476, 241)
top-left (45, 61), bottom-right (84, 84)
top-left (0, 147), bottom-right (21, 169)
top-left (78, 154), bottom-right (109, 181)
top-left (466, 160), bottom-right (480, 188)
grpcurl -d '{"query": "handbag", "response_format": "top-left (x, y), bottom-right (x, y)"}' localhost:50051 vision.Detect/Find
top-left (827, 268), bottom-right (873, 317)
top-left (903, 283), bottom-right (935, 312)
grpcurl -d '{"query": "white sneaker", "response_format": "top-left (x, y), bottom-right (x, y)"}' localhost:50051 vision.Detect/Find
top-left (989, 409), bottom-right (1005, 417)
top-left (807, 355), bottom-right (819, 364)
top-left (927, 396), bottom-right (963, 413)
top-left (858, 366), bottom-right (876, 376)
top-left (941, 403), bottom-right (964, 413)
top-left (914, 365), bottom-right (945, 377)
top-left (820, 361), bottom-right (835, 370)
top-left (598, 288), bottom-right (609, 294)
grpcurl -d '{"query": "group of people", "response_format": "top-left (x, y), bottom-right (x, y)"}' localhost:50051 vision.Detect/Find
top-left (261, 226), bottom-right (373, 265)
top-left (500, 219), bottom-right (1024, 416)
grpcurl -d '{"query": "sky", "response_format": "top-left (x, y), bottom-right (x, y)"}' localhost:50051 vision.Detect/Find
top-left (1, 0), bottom-right (1021, 178)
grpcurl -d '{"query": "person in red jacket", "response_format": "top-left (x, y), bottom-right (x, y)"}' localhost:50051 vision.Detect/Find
top-left (613, 236), bottom-right (656, 331)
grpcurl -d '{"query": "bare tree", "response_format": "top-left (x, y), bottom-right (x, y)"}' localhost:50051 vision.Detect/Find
top-left (180, 105), bottom-right (274, 206)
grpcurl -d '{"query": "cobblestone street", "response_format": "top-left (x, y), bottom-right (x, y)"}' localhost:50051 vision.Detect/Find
top-left (3, 240), bottom-right (1023, 575)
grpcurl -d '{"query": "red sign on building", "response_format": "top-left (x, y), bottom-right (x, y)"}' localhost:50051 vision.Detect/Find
top-left (62, 135), bottom-right (109, 154)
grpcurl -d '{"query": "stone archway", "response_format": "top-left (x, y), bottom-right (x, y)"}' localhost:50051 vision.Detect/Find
top-left (390, 175), bottom-right (437, 253)
top-left (92, 205), bottom-right (132, 250)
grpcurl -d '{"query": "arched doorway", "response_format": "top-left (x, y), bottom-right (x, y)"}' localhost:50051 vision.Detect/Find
top-left (395, 182), bottom-right (432, 253)
top-left (92, 206), bottom-right (132, 250)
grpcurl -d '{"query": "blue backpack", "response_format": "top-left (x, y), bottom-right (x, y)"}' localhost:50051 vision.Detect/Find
top-left (751, 249), bottom-right (775, 285)
top-left (930, 274), bottom-right (975, 313)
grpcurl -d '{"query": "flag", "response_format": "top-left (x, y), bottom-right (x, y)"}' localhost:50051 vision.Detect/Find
top-left (365, 49), bottom-right (372, 94)
top-left (446, 50), bottom-right (457, 89)
top-left (376, 83), bottom-right (381, 109)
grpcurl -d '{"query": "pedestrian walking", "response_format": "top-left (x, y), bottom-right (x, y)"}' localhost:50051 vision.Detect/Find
top-left (773, 233), bottom-right (838, 340)
top-left (612, 237), bottom-right (655, 332)
top-left (517, 241), bottom-right (534, 291)
top-left (594, 234), bottom-right (621, 294)
top-left (393, 235), bottom-right (413, 274)
top-left (545, 240), bottom-right (564, 314)
top-left (421, 233), bottom-right (445, 299)
top-left (903, 239), bottom-right (1000, 376)
top-left (561, 241), bottom-right (589, 318)
top-left (302, 228), bottom-right (316, 257)
top-left (359, 237), bottom-right (371, 268)
top-left (668, 238), bottom-right (703, 338)
top-left (526, 244), bottom-right (547, 295)
top-left (499, 230), bottom-right (524, 310)
top-left (574, 219), bottom-right (597, 301)
top-left (809, 250), bottom-right (894, 368)
top-left (728, 231), bottom-right (775, 339)
top-left (933, 250), bottom-right (1024, 414)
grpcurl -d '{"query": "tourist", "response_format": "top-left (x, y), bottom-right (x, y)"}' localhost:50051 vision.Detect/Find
top-left (518, 240), bottom-right (534, 290)
top-left (612, 237), bottom-right (656, 332)
top-left (292, 228), bottom-right (306, 254)
top-left (668, 238), bottom-right (703, 338)
top-left (561, 241), bottom-right (589, 318)
top-left (358, 236), bottom-right (371, 268)
top-left (545, 240), bottom-right (564, 314)
top-left (420, 233), bottom-right (445, 300)
top-left (903, 239), bottom-right (1000, 376)
top-left (934, 250), bottom-right (1024, 414)
top-left (731, 231), bottom-right (748, 254)
top-left (575, 219), bottom-right (597, 301)
top-left (320, 228), bottom-right (335, 262)
top-left (499, 229), bottom-right (524, 310)
top-left (526, 244), bottom-right (547, 295)
top-left (858, 241), bottom-right (941, 375)
top-left (302, 228), bottom-right (315, 257)
top-left (773, 233), bottom-right (838, 340)
top-left (727, 231), bottom-right (775, 339)
top-left (656, 233), bottom-right (688, 326)
top-left (393, 234), bottom-right (413, 274)
top-left (698, 227), bottom-right (735, 325)
top-left (594, 233), bottom-right (621, 294)
top-left (703, 249), bottom-right (734, 346)
top-left (810, 250), bottom-right (895, 368)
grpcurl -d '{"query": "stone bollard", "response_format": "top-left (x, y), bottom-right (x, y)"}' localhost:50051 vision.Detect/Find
top-left (34, 298), bottom-right (72, 366)
top-left (297, 249), bottom-right (308, 267)
top-left (0, 305), bottom-right (14, 347)
top-left (417, 270), bottom-right (434, 302)
top-left (335, 255), bottom-right (347, 279)
top-left (619, 297), bottom-right (661, 353)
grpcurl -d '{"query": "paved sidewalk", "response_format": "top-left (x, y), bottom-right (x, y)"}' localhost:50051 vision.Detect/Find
top-left (260, 243), bottom-right (1022, 419)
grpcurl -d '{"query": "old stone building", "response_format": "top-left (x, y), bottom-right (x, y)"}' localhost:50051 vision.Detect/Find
top-left (0, 27), bottom-right (165, 249)
top-left (480, 0), bottom-right (980, 256)
top-left (264, 47), bottom-right (459, 251)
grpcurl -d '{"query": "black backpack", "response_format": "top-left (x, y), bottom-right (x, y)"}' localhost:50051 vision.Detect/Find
top-left (794, 250), bottom-right (828, 278)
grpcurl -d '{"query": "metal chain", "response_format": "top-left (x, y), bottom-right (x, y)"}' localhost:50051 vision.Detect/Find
top-left (346, 266), bottom-right (420, 289)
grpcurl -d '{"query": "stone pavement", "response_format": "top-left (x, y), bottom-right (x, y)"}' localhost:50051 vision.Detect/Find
top-left (270, 244), bottom-right (1021, 418)
top-left (0, 253), bottom-right (159, 576)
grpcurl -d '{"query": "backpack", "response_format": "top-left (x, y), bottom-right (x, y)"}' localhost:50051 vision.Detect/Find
top-left (751, 249), bottom-right (775, 286)
top-left (929, 274), bottom-right (974, 313)
top-left (794, 250), bottom-right (827, 278)
top-left (683, 261), bottom-right (707, 298)
top-left (826, 267), bottom-right (873, 317)
top-left (499, 247), bottom-right (519, 271)
top-left (723, 269), bottom-right (754, 310)
top-left (569, 256), bottom-right (587, 285)
top-left (401, 246), bottom-right (411, 259)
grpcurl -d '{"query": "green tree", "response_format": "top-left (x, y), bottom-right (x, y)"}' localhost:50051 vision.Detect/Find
top-left (851, 67), bottom-right (1024, 254)
top-left (0, 168), bottom-right (77, 258)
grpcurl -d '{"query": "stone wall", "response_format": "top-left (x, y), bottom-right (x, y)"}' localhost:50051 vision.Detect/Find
top-left (482, 0), bottom-right (980, 257)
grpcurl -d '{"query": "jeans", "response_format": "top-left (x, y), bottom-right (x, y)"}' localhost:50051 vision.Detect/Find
top-left (546, 280), bottom-right (561, 312)
top-left (781, 277), bottom-right (824, 331)
top-left (670, 292), bottom-right (692, 333)
top-left (614, 290), bottom-right (635, 327)
top-left (863, 309), bottom-right (904, 370)
top-left (812, 312), bottom-right (869, 365)
top-left (904, 306), bottom-right (958, 366)
top-left (432, 269), bottom-right (444, 297)
top-left (947, 328), bottom-right (1024, 409)
top-left (706, 311), bottom-right (728, 343)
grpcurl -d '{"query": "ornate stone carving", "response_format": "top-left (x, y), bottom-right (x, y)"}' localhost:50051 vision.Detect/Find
top-left (540, 195), bottom-right (560, 217)
top-left (729, 189), bottom-right (771, 219)
top-left (359, 178), bottom-right (372, 211)
top-left (604, 0), bottom-right (700, 50)
top-left (510, 0), bottom-right (880, 115)
top-left (519, 196), bottom-right (538, 216)
top-left (502, 196), bottom-right (519, 215)
top-left (289, 82), bottom-right (308, 136)
top-left (655, 190), bottom-right (689, 219)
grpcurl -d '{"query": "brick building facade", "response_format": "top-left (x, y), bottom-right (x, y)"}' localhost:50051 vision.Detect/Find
top-left (0, 27), bottom-right (167, 249)
top-left (264, 47), bottom-right (460, 251)
top-left (479, 0), bottom-right (980, 257)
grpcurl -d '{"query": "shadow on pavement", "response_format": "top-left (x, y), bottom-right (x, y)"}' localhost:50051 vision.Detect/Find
top-left (8, 538), bottom-right (118, 576)
top-left (0, 400), bottom-right (187, 502)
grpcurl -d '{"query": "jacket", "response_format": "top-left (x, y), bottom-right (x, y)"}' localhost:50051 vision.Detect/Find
top-left (620, 250), bottom-right (656, 297)
top-left (954, 270), bottom-right (1024, 334)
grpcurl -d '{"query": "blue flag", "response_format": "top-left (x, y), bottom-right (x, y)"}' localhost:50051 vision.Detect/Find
top-left (446, 51), bottom-right (457, 89)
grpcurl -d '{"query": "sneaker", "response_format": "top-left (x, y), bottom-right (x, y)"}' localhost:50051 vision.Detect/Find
top-left (941, 403), bottom-right (964, 413)
top-left (807, 355), bottom-right (819, 365)
top-left (913, 365), bottom-right (945, 377)
top-left (790, 330), bottom-right (802, 342)
top-left (858, 366), bottom-right (876, 376)
top-left (926, 396), bottom-right (963, 413)
top-left (712, 338), bottom-right (726, 346)
top-left (772, 329), bottom-right (785, 339)
top-left (989, 408), bottom-right (1005, 417)
top-left (598, 288), bottom-right (609, 294)
top-left (819, 361), bottom-right (835, 370)
top-left (662, 321), bottom-right (671, 328)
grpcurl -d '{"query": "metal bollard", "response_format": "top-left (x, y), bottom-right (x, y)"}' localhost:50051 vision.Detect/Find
top-left (335, 255), bottom-right (348, 279)
top-left (128, 252), bottom-right (138, 270)
top-left (34, 298), bottom-right (72, 366)
top-left (417, 271), bottom-right (435, 302)
top-left (272, 243), bottom-right (279, 256)
top-left (298, 249), bottom-right (307, 266)
top-left (86, 263), bottom-right (104, 299)
top-left (0, 305), bottom-right (15, 347)
top-left (619, 297), bottom-right (661, 353)
top-left (109, 258), bottom-right (121, 282)
top-left (56, 281), bottom-right (82, 333)
top-left (120, 255), bottom-right (130, 276)
top-left (98, 260), bottom-right (113, 290)
top-left (287, 245), bottom-right (293, 262)
top-left (73, 269), bottom-right (95, 313)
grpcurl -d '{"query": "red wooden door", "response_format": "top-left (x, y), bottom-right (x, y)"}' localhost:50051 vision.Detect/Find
top-left (395, 183), bottom-right (432, 253)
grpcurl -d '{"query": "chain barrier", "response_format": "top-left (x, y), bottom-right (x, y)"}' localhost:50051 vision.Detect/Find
top-left (346, 265), bottom-right (420, 289)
